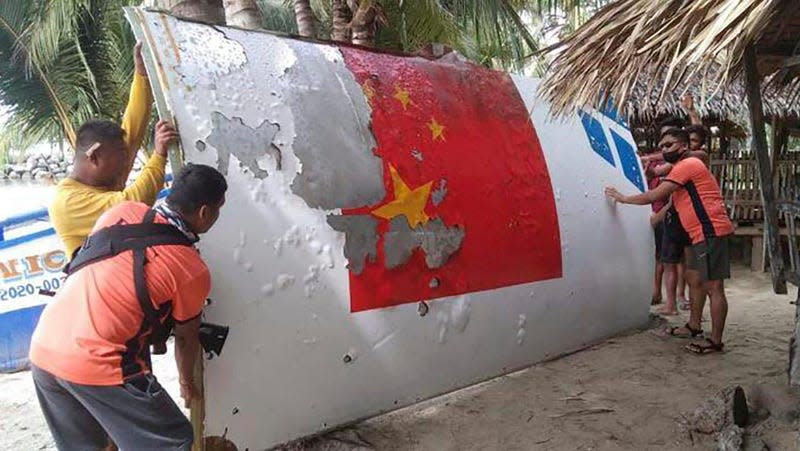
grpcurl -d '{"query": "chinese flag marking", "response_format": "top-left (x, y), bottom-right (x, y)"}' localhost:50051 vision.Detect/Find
top-left (341, 49), bottom-right (562, 312)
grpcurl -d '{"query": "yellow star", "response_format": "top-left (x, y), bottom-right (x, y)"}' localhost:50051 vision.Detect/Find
top-left (428, 117), bottom-right (445, 141)
top-left (371, 165), bottom-right (433, 228)
top-left (362, 80), bottom-right (376, 103)
top-left (393, 84), bottom-right (413, 110)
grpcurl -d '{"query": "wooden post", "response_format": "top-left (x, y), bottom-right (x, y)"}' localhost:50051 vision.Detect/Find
top-left (792, 290), bottom-right (800, 388)
top-left (190, 351), bottom-right (205, 451)
top-left (751, 235), bottom-right (765, 272)
top-left (743, 44), bottom-right (787, 294)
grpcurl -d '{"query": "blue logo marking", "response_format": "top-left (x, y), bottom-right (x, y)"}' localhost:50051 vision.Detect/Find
top-left (579, 108), bottom-right (643, 192)
top-left (579, 111), bottom-right (615, 167)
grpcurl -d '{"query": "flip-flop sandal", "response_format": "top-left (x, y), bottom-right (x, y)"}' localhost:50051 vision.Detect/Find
top-left (666, 322), bottom-right (703, 339)
top-left (685, 338), bottom-right (724, 355)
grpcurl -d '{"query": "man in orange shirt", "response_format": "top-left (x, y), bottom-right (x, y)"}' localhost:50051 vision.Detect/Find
top-left (30, 164), bottom-right (227, 450)
top-left (606, 128), bottom-right (733, 355)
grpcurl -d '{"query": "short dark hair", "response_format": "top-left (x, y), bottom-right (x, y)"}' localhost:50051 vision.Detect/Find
top-left (75, 120), bottom-right (126, 153)
top-left (167, 164), bottom-right (227, 214)
top-left (660, 127), bottom-right (689, 145)
top-left (685, 124), bottom-right (708, 142)
top-left (658, 116), bottom-right (684, 131)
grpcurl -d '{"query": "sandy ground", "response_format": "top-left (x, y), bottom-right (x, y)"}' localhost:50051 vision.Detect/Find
top-left (3, 265), bottom-right (799, 450)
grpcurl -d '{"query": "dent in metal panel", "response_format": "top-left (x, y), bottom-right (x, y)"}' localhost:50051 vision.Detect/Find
top-left (205, 112), bottom-right (281, 177)
top-left (281, 40), bottom-right (385, 210)
top-left (326, 214), bottom-right (378, 274)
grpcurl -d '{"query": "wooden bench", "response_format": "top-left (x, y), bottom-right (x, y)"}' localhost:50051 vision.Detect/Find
top-left (735, 226), bottom-right (796, 272)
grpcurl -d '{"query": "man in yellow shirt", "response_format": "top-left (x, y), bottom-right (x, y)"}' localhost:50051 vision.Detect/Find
top-left (49, 43), bottom-right (179, 258)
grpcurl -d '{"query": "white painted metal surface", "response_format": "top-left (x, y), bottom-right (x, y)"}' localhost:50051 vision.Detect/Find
top-left (126, 9), bottom-right (653, 449)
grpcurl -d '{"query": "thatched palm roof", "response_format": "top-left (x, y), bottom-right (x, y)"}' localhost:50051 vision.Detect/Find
top-left (629, 71), bottom-right (800, 122)
top-left (539, 0), bottom-right (800, 118)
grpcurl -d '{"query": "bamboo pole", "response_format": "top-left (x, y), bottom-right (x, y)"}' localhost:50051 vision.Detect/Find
top-left (743, 43), bottom-right (786, 295)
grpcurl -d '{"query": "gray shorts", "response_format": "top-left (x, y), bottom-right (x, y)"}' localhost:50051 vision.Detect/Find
top-left (689, 235), bottom-right (731, 281)
top-left (32, 365), bottom-right (192, 451)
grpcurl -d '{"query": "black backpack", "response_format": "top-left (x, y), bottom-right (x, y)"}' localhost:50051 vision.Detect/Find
top-left (64, 209), bottom-right (195, 354)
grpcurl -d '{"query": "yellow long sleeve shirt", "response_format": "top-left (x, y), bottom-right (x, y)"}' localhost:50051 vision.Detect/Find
top-left (121, 73), bottom-right (153, 158)
top-left (50, 154), bottom-right (166, 258)
top-left (50, 73), bottom-right (163, 258)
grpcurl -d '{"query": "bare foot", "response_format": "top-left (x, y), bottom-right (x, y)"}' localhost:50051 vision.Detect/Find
top-left (657, 306), bottom-right (678, 316)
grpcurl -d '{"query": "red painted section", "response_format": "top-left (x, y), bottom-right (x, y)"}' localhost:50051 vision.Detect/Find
top-left (341, 49), bottom-right (562, 312)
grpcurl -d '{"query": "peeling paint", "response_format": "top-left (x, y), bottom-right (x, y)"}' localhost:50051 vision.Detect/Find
top-left (172, 21), bottom-right (247, 88)
top-left (321, 245), bottom-right (334, 268)
top-left (282, 226), bottom-right (301, 247)
top-left (380, 216), bottom-right (464, 271)
top-left (411, 148), bottom-right (424, 161)
top-left (326, 215), bottom-right (378, 275)
top-left (206, 112), bottom-right (280, 177)
top-left (431, 179), bottom-right (447, 206)
top-left (418, 219), bottom-right (465, 269)
top-left (383, 216), bottom-right (418, 269)
top-left (282, 41), bottom-right (385, 209)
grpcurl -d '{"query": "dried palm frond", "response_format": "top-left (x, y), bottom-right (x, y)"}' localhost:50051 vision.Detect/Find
top-left (539, 0), bottom-right (799, 118)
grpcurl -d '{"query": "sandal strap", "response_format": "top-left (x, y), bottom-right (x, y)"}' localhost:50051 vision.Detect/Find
top-left (685, 323), bottom-right (703, 337)
top-left (686, 339), bottom-right (724, 354)
top-left (705, 338), bottom-right (723, 350)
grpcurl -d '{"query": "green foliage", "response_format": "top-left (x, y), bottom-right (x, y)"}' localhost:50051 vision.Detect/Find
top-left (0, 0), bottom-right (139, 160)
top-left (1, 0), bottom-right (609, 159)
top-left (263, 0), bottom-right (608, 72)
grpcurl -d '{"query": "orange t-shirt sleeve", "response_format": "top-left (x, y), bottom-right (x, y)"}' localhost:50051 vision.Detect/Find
top-left (172, 268), bottom-right (211, 323)
top-left (665, 158), bottom-right (701, 186)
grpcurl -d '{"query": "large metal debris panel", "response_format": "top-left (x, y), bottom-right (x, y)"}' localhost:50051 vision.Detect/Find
top-left (126, 8), bottom-right (652, 449)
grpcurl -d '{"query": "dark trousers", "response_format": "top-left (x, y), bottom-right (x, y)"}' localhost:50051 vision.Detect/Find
top-left (32, 365), bottom-right (193, 451)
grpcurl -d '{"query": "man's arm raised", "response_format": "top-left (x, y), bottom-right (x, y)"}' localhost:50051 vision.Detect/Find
top-left (115, 42), bottom-right (154, 190)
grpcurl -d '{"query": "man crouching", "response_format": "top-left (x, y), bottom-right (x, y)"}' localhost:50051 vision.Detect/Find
top-left (29, 164), bottom-right (227, 450)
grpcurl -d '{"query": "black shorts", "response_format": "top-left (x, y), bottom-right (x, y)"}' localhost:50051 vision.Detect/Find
top-left (654, 222), bottom-right (665, 258)
top-left (660, 207), bottom-right (691, 264)
top-left (689, 235), bottom-right (731, 281)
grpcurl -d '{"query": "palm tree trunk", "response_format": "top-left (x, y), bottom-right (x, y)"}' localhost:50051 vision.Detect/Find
top-left (331, 0), bottom-right (351, 42)
top-left (153, 0), bottom-right (226, 25)
top-left (292, 0), bottom-right (317, 38)
top-left (224, 0), bottom-right (263, 30)
top-left (348, 0), bottom-right (380, 47)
